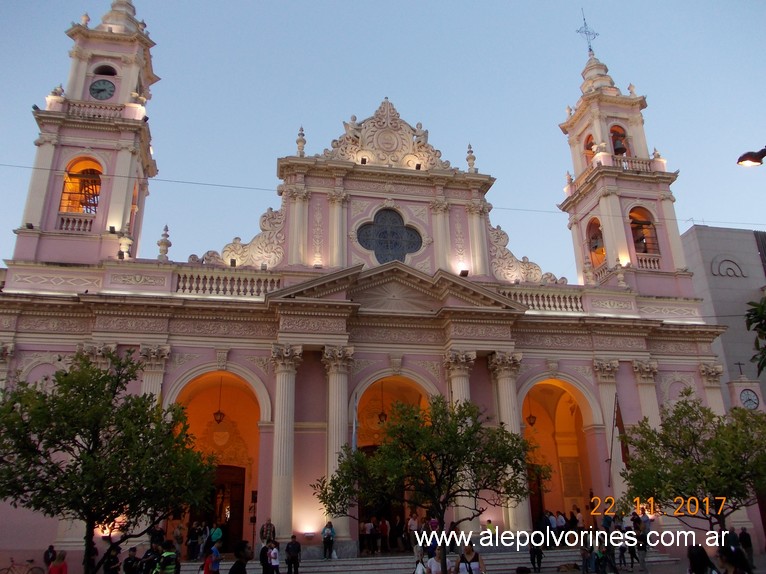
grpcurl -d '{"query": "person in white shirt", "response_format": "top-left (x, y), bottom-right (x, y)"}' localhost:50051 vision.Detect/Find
top-left (427, 546), bottom-right (451, 574)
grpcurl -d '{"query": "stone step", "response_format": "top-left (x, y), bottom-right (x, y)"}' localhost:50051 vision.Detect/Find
top-left (180, 547), bottom-right (678, 574)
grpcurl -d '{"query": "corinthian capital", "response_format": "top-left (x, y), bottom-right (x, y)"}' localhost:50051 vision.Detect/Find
top-left (632, 360), bottom-right (658, 384)
top-left (444, 349), bottom-right (476, 376)
top-left (593, 358), bottom-right (620, 383)
top-left (271, 343), bottom-right (303, 370)
top-left (322, 345), bottom-right (354, 373)
top-left (699, 363), bottom-right (723, 387)
top-left (139, 344), bottom-right (171, 371)
top-left (488, 351), bottom-right (522, 379)
top-left (0, 343), bottom-right (14, 363)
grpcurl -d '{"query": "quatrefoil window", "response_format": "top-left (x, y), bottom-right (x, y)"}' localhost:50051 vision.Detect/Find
top-left (357, 209), bottom-right (422, 264)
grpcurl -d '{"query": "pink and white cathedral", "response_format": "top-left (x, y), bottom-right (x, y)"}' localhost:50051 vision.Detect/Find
top-left (0, 0), bottom-right (763, 565)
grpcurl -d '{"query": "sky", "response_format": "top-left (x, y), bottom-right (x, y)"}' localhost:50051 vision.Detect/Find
top-left (1, 2), bottom-right (764, 283)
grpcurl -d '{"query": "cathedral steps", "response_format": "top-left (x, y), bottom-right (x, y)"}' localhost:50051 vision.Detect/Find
top-left (181, 547), bottom-right (679, 574)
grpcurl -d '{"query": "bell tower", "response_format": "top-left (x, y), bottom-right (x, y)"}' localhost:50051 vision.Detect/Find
top-left (559, 51), bottom-right (690, 296)
top-left (13, 0), bottom-right (158, 264)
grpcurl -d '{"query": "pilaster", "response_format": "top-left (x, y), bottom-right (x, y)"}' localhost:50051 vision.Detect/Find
top-left (429, 195), bottom-right (450, 272)
top-left (328, 178), bottom-right (349, 268)
top-left (593, 358), bottom-right (621, 497)
top-left (139, 344), bottom-right (170, 400)
top-left (271, 343), bottom-right (303, 540)
top-left (466, 198), bottom-right (490, 276)
top-left (0, 343), bottom-right (15, 390)
top-left (699, 363), bottom-right (725, 415)
top-left (632, 359), bottom-right (660, 427)
top-left (22, 134), bottom-right (58, 228)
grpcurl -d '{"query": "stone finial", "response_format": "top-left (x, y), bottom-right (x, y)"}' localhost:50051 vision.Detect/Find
top-left (566, 105), bottom-right (573, 117)
top-left (466, 144), bottom-right (476, 173)
top-left (296, 126), bottom-right (306, 157)
top-left (157, 225), bottom-right (171, 262)
top-left (652, 148), bottom-right (662, 159)
top-left (628, 83), bottom-right (636, 96)
top-left (566, 171), bottom-right (573, 184)
top-left (81, 13), bottom-right (90, 27)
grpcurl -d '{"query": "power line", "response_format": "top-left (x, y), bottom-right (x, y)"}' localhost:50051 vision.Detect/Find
top-left (1, 162), bottom-right (764, 229)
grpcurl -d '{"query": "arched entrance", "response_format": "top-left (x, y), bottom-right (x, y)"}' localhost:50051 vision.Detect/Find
top-left (175, 371), bottom-right (261, 554)
top-left (355, 376), bottom-right (428, 554)
top-left (523, 379), bottom-right (595, 530)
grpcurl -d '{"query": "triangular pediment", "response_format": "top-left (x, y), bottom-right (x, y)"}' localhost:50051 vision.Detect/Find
top-left (266, 262), bottom-right (528, 317)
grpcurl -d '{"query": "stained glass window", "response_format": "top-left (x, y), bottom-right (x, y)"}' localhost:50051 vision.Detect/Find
top-left (357, 209), bottom-right (422, 264)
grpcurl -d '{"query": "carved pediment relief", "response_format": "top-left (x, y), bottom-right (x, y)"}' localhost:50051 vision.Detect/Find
top-left (320, 98), bottom-right (452, 171)
top-left (352, 279), bottom-right (440, 313)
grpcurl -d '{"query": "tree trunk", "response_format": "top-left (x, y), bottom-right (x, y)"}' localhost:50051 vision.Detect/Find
top-left (84, 518), bottom-right (97, 574)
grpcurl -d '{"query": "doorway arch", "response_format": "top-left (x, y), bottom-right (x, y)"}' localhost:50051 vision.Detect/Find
top-left (519, 377), bottom-right (603, 530)
top-left (175, 371), bottom-right (262, 553)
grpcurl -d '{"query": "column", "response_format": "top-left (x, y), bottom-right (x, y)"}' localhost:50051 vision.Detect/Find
top-left (444, 349), bottom-right (475, 404)
top-left (444, 349), bottom-right (477, 529)
top-left (598, 189), bottom-right (630, 266)
top-left (699, 363), bottom-right (725, 415)
top-left (489, 351), bottom-right (531, 531)
top-left (287, 183), bottom-right (310, 265)
top-left (106, 143), bottom-right (137, 233)
top-left (139, 344), bottom-right (171, 401)
top-left (322, 345), bottom-right (354, 539)
top-left (271, 343), bottom-right (303, 541)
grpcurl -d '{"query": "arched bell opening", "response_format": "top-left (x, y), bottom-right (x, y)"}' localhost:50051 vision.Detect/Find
top-left (586, 218), bottom-right (606, 270)
top-left (174, 371), bottom-right (261, 555)
top-left (610, 125), bottom-right (630, 156)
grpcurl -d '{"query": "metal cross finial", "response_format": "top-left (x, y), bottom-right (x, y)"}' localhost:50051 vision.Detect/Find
top-left (735, 362), bottom-right (745, 376)
top-left (576, 9), bottom-right (599, 53)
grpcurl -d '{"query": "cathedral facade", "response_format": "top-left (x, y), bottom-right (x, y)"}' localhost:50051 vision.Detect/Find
top-left (0, 0), bottom-right (763, 562)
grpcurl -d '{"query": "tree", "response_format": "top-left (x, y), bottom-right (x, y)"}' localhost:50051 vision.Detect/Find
top-left (620, 387), bottom-right (766, 531)
top-left (312, 395), bottom-right (546, 571)
top-left (745, 296), bottom-right (766, 375)
top-left (0, 351), bottom-right (216, 574)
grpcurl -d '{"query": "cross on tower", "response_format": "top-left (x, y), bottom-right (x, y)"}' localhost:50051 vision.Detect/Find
top-left (576, 9), bottom-right (599, 53)
top-left (735, 362), bottom-right (745, 376)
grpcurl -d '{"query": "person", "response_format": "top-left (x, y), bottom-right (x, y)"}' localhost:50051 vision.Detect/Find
top-left (44, 545), bottom-right (57, 569)
top-left (455, 542), bottom-right (486, 574)
top-left (198, 523), bottom-right (210, 560)
top-left (228, 540), bottom-right (254, 574)
top-left (48, 551), bottom-right (68, 574)
top-left (210, 539), bottom-right (223, 574)
top-left (269, 539), bottom-right (280, 574)
top-left (149, 524), bottom-right (165, 547)
top-left (687, 545), bottom-right (715, 574)
top-left (104, 545), bottom-right (121, 574)
top-left (413, 547), bottom-right (426, 574)
top-left (639, 508), bottom-right (652, 533)
top-left (556, 511), bottom-right (567, 535)
top-left (716, 546), bottom-right (749, 574)
top-left (738, 527), bottom-right (754, 570)
top-left (156, 541), bottom-right (179, 574)
top-left (187, 522), bottom-right (200, 562)
top-left (447, 522), bottom-right (458, 555)
top-left (138, 540), bottom-right (161, 574)
top-left (259, 541), bottom-right (271, 574)
top-left (379, 517), bottom-right (390, 553)
top-left (210, 523), bottom-right (223, 551)
top-left (260, 518), bottom-right (276, 546)
top-left (529, 544), bottom-right (543, 573)
top-left (321, 521), bottom-right (335, 560)
top-left (575, 506), bottom-right (585, 531)
top-left (122, 548), bottom-right (139, 574)
top-left (618, 536), bottom-right (627, 569)
top-left (391, 516), bottom-right (404, 552)
top-left (486, 519), bottom-right (497, 534)
top-left (285, 535), bottom-right (301, 574)
top-left (426, 546), bottom-right (451, 574)
top-left (580, 546), bottom-right (592, 574)
top-left (172, 524), bottom-right (185, 555)
top-left (636, 527), bottom-right (648, 573)
top-left (408, 512), bottom-right (419, 554)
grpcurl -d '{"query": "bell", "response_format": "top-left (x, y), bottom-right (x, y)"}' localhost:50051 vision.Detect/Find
top-left (613, 137), bottom-right (627, 155)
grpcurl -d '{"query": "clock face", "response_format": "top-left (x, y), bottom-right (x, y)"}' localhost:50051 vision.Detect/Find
top-left (89, 79), bottom-right (116, 100)
top-left (740, 389), bottom-right (760, 410)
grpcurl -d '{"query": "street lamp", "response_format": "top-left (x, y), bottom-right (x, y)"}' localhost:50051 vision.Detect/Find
top-left (737, 146), bottom-right (766, 167)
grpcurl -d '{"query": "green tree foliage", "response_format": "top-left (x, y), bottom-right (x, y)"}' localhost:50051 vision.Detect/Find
top-left (313, 394), bottom-right (546, 537)
top-left (0, 351), bottom-right (216, 574)
top-left (620, 387), bottom-right (766, 530)
top-left (746, 296), bottom-right (766, 375)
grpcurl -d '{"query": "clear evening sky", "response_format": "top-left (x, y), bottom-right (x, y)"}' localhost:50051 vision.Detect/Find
top-left (1, 2), bottom-right (763, 282)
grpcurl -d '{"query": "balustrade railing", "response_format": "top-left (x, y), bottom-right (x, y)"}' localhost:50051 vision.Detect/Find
top-left (175, 269), bottom-right (280, 298)
top-left (636, 253), bottom-right (661, 270)
top-left (496, 286), bottom-right (584, 313)
top-left (67, 101), bottom-right (124, 120)
top-left (58, 213), bottom-right (94, 232)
